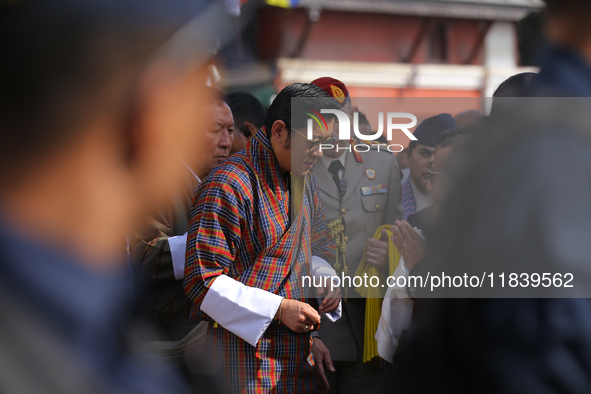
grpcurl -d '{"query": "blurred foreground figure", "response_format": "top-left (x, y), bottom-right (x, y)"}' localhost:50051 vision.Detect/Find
top-left (227, 92), bottom-right (265, 155)
top-left (183, 83), bottom-right (342, 393)
top-left (0, 0), bottom-right (226, 392)
top-left (489, 72), bottom-right (539, 117)
top-left (131, 89), bottom-right (232, 390)
top-left (395, 0), bottom-right (591, 392)
top-left (377, 132), bottom-right (473, 364)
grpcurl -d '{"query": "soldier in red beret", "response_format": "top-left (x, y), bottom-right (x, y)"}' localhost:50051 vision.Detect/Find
top-left (310, 77), bottom-right (404, 394)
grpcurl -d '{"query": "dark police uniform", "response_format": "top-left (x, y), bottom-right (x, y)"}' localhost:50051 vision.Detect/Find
top-left (393, 45), bottom-right (591, 393)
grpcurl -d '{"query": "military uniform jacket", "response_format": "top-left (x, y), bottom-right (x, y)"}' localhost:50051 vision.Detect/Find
top-left (311, 143), bottom-right (403, 361)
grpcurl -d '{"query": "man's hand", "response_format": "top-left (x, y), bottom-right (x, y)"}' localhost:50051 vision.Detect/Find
top-left (391, 220), bottom-right (425, 270)
top-left (276, 299), bottom-right (321, 333)
top-left (316, 284), bottom-right (341, 314)
top-left (366, 229), bottom-right (389, 268)
top-left (312, 338), bottom-right (335, 394)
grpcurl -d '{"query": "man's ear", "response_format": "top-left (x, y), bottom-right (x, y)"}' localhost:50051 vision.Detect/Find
top-left (243, 122), bottom-right (258, 138)
top-left (270, 120), bottom-right (287, 144)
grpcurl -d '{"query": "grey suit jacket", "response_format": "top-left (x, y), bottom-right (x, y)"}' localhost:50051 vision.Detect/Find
top-left (311, 144), bottom-right (403, 361)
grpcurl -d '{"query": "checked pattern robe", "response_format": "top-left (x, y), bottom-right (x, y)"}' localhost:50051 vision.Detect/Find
top-left (183, 128), bottom-right (336, 393)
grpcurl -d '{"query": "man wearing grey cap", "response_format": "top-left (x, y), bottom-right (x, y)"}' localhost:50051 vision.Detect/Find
top-left (401, 114), bottom-right (456, 220)
top-left (0, 0), bottom-right (230, 392)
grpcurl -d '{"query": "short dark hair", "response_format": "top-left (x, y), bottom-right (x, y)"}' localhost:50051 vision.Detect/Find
top-left (438, 133), bottom-right (473, 152)
top-left (490, 73), bottom-right (539, 117)
top-left (0, 0), bottom-right (197, 183)
top-left (492, 72), bottom-right (538, 98)
top-left (264, 83), bottom-right (338, 139)
top-left (543, 0), bottom-right (591, 15)
top-left (435, 126), bottom-right (476, 148)
top-left (227, 92), bottom-right (265, 131)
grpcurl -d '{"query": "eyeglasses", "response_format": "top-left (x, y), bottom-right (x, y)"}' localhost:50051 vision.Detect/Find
top-left (291, 127), bottom-right (336, 153)
top-left (428, 168), bottom-right (444, 185)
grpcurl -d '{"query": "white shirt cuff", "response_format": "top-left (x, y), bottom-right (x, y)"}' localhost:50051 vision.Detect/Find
top-left (320, 300), bottom-right (342, 322)
top-left (311, 255), bottom-right (337, 277)
top-left (311, 256), bottom-right (342, 322)
top-left (200, 275), bottom-right (283, 347)
top-left (167, 233), bottom-right (188, 280)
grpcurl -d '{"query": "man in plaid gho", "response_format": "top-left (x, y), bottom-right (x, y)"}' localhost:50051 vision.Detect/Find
top-left (184, 83), bottom-right (343, 393)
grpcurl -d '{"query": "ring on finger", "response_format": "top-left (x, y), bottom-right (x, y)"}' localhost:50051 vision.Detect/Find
top-left (303, 325), bottom-right (311, 332)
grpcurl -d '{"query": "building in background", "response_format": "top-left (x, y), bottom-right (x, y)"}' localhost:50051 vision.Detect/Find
top-left (219, 0), bottom-right (543, 143)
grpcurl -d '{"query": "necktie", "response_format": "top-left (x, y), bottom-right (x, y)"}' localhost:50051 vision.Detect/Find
top-left (328, 160), bottom-right (343, 193)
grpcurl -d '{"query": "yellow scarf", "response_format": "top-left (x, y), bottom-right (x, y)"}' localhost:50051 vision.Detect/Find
top-left (354, 224), bottom-right (401, 363)
top-left (290, 173), bottom-right (304, 219)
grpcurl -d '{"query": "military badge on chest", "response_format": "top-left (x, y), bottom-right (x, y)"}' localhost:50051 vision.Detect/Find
top-left (361, 184), bottom-right (387, 196)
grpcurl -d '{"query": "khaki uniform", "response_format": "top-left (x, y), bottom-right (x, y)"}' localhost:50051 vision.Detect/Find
top-left (311, 142), bottom-right (403, 393)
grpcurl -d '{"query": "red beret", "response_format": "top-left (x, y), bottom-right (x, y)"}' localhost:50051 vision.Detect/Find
top-left (311, 77), bottom-right (349, 107)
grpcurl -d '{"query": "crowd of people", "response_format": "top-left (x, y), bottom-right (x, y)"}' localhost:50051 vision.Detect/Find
top-left (3, 0), bottom-right (591, 393)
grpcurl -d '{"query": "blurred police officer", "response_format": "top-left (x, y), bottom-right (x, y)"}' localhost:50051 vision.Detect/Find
top-left (310, 77), bottom-right (403, 394)
top-left (0, 0), bottom-right (229, 392)
top-left (395, 0), bottom-right (591, 393)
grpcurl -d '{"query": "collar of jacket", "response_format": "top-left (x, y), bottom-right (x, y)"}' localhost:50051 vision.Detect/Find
top-left (249, 127), bottom-right (290, 200)
top-left (349, 138), bottom-right (364, 163)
